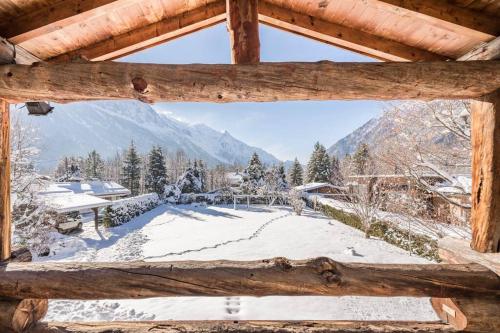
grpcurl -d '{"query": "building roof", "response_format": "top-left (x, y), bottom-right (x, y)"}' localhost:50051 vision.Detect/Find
top-left (39, 181), bottom-right (131, 198)
top-left (42, 193), bottom-right (111, 213)
top-left (295, 182), bottom-right (345, 192)
top-left (1, 0), bottom-right (498, 65)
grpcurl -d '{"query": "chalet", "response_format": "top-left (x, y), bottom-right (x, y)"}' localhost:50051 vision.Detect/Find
top-left (295, 182), bottom-right (347, 196)
top-left (0, 0), bottom-right (498, 332)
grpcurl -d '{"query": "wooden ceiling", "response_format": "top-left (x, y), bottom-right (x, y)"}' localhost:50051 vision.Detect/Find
top-left (0, 0), bottom-right (499, 62)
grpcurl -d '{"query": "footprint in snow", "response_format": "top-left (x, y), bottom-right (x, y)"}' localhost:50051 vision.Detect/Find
top-left (224, 297), bottom-right (241, 317)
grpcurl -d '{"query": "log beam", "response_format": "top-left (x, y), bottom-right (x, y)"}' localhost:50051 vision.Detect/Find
top-left (458, 36), bottom-right (500, 61)
top-left (0, 298), bottom-right (48, 333)
top-left (1, 61), bottom-right (499, 103)
top-left (0, 0), bottom-right (135, 44)
top-left (0, 258), bottom-right (498, 300)
top-left (0, 37), bottom-right (41, 65)
top-left (50, 1), bottom-right (226, 62)
top-left (226, 0), bottom-right (260, 64)
top-left (32, 320), bottom-right (455, 333)
top-left (374, 0), bottom-right (499, 37)
top-left (0, 100), bottom-right (10, 261)
top-left (258, 1), bottom-right (445, 62)
top-left (471, 89), bottom-right (500, 253)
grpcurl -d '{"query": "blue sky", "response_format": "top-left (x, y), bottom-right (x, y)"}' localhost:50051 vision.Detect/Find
top-left (122, 24), bottom-right (384, 163)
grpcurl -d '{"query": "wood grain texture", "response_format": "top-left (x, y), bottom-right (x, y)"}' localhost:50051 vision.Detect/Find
top-left (0, 100), bottom-right (10, 261)
top-left (374, 0), bottom-right (500, 36)
top-left (0, 258), bottom-right (498, 300)
top-left (431, 297), bottom-right (500, 332)
top-left (0, 298), bottom-right (48, 333)
top-left (0, 0), bottom-right (137, 44)
top-left (458, 36), bottom-right (500, 61)
top-left (49, 0), bottom-right (226, 62)
top-left (258, 1), bottom-right (445, 62)
top-left (1, 61), bottom-right (500, 103)
top-left (32, 320), bottom-right (455, 333)
top-left (227, 0), bottom-right (260, 64)
top-left (471, 89), bottom-right (500, 252)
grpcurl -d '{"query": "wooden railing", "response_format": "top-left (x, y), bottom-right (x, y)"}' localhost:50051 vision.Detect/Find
top-left (0, 255), bottom-right (498, 332)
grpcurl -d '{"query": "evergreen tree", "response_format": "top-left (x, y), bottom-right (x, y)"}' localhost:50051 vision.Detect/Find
top-left (307, 142), bottom-right (331, 183)
top-left (177, 161), bottom-right (203, 194)
top-left (145, 146), bottom-right (168, 196)
top-left (330, 155), bottom-right (343, 185)
top-left (85, 150), bottom-right (104, 180)
top-left (353, 143), bottom-right (371, 175)
top-left (196, 160), bottom-right (207, 192)
top-left (121, 141), bottom-right (141, 196)
top-left (277, 163), bottom-right (288, 189)
top-left (288, 158), bottom-right (304, 187)
top-left (243, 152), bottom-right (265, 193)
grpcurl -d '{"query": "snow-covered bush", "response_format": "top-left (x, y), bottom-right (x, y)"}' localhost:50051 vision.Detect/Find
top-left (12, 203), bottom-right (62, 256)
top-left (176, 167), bottom-right (203, 194)
top-left (163, 184), bottom-right (181, 203)
top-left (105, 193), bottom-right (160, 227)
top-left (289, 190), bottom-right (305, 216)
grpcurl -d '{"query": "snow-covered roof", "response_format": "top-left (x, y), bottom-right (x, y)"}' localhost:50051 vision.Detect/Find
top-left (226, 172), bottom-right (245, 185)
top-left (39, 180), bottom-right (130, 197)
top-left (294, 183), bottom-right (341, 192)
top-left (43, 193), bottom-right (111, 213)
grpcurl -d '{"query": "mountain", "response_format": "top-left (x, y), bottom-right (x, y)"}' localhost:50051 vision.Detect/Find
top-left (327, 116), bottom-right (389, 158)
top-left (16, 100), bottom-right (280, 171)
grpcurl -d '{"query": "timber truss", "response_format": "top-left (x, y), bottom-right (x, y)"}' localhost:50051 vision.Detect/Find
top-left (0, 0), bottom-right (499, 332)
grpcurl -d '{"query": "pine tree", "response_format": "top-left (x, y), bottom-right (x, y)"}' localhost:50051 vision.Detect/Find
top-left (277, 163), bottom-right (288, 190)
top-left (330, 155), bottom-right (343, 185)
top-left (197, 160), bottom-right (207, 192)
top-left (243, 152), bottom-right (264, 193)
top-left (121, 141), bottom-right (141, 196)
top-left (307, 142), bottom-right (331, 183)
top-left (288, 158), bottom-right (303, 187)
top-left (353, 143), bottom-right (371, 175)
top-left (145, 146), bottom-right (168, 196)
top-left (85, 150), bottom-right (104, 180)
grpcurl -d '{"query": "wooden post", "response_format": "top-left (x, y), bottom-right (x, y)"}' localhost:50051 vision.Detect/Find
top-left (93, 207), bottom-right (99, 230)
top-left (0, 299), bottom-right (48, 333)
top-left (0, 100), bottom-right (10, 261)
top-left (226, 0), bottom-right (260, 64)
top-left (471, 89), bottom-right (500, 253)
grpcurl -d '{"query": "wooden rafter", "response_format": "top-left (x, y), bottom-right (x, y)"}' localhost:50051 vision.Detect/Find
top-left (258, 1), bottom-right (446, 62)
top-left (49, 1), bottom-right (226, 62)
top-left (0, 0), bottom-right (137, 44)
top-left (0, 259), bottom-right (498, 299)
top-left (226, 0), bottom-right (260, 64)
top-left (458, 36), bottom-right (500, 61)
top-left (1, 61), bottom-right (498, 103)
top-left (32, 321), bottom-right (455, 333)
top-left (374, 0), bottom-right (500, 37)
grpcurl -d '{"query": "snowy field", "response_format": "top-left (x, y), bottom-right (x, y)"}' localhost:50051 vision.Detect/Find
top-left (38, 204), bottom-right (439, 322)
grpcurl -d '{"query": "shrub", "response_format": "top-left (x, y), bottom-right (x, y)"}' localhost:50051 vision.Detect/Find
top-left (106, 193), bottom-right (160, 227)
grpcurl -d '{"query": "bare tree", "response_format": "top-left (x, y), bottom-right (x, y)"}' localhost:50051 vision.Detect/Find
top-left (377, 100), bottom-right (471, 210)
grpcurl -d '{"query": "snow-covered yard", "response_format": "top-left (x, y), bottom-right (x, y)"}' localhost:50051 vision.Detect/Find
top-left (38, 204), bottom-right (439, 322)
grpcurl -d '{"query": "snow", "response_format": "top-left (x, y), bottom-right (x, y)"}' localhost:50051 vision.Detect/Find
top-left (294, 182), bottom-right (334, 192)
top-left (42, 193), bottom-right (111, 213)
top-left (313, 195), bottom-right (471, 240)
top-left (39, 180), bottom-right (130, 198)
top-left (39, 204), bottom-right (439, 322)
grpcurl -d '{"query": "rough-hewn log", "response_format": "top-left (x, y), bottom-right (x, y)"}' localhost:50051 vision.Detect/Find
top-left (50, 1), bottom-right (226, 62)
top-left (1, 61), bottom-right (499, 103)
top-left (0, 258), bottom-right (498, 300)
top-left (0, 298), bottom-right (48, 333)
top-left (0, 0), bottom-right (135, 44)
top-left (0, 37), bottom-right (41, 65)
top-left (438, 237), bottom-right (500, 275)
top-left (226, 0), bottom-right (260, 64)
top-left (458, 36), bottom-right (500, 61)
top-left (0, 100), bottom-right (10, 261)
top-left (32, 320), bottom-right (455, 333)
top-left (470, 89), bottom-right (500, 253)
top-left (258, 1), bottom-right (445, 62)
top-left (431, 297), bottom-right (500, 333)
top-left (374, 0), bottom-right (499, 37)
